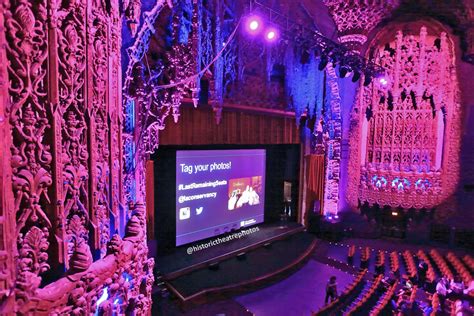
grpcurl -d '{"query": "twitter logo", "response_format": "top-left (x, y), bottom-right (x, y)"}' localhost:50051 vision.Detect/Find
top-left (196, 207), bottom-right (203, 215)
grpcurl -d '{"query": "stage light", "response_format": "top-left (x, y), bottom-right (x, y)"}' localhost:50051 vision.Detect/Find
top-left (338, 65), bottom-right (351, 78)
top-left (318, 56), bottom-right (329, 71)
top-left (249, 20), bottom-right (259, 31)
top-left (378, 77), bottom-right (388, 85)
top-left (363, 74), bottom-right (372, 86)
top-left (352, 70), bottom-right (361, 82)
top-left (265, 27), bottom-right (278, 42)
top-left (245, 15), bottom-right (263, 34)
top-left (391, 211), bottom-right (399, 216)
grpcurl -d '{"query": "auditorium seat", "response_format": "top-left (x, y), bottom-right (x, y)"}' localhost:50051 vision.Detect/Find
top-left (369, 280), bottom-right (398, 315)
top-left (390, 251), bottom-right (400, 275)
top-left (343, 274), bottom-right (384, 316)
top-left (446, 252), bottom-right (472, 285)
top-left (375, 250), bottom-right (385, 274)
top-left (417, 250), bottom-right (436, 284)
top-left (348, 245), bottom-right (356, 264)
top-left (402, 250), bottom-right (417, 279)
top-left (313, 269), bottom-right (368, 316)
top-left (360, 247), bottom-right (371, 268)
top-left (430, 249), bottom-right (454, 279)
top-left (462, 255), bottom-right (474, 272)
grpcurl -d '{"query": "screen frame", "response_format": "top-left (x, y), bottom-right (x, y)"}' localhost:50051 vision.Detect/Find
top-left (151, 144), bottom-right (301, 255)
top-left (175, 148), bottom-right (267, 246)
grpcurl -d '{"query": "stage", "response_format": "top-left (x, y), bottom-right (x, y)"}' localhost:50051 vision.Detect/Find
top-left (154, 222), bottom-right (316, 307)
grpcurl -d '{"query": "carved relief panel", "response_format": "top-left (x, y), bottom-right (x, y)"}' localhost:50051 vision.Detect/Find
top-left (0, 0), bottom-right (131, 313)
top-left (348, 26), bottom-right (462, 209)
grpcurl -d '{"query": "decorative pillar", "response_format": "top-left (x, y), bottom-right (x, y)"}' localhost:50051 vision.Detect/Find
top-left (323, 0), bottom-right (400, 211)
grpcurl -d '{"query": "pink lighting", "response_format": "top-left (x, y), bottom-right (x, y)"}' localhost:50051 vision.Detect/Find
top-left (265, 28), bottom-right (278, 42)
top-left (378, 76), bottom-right (388, 85)
top-left (245, 15), bottom-right (263, 34)
top-left (249, 20), bottom-right (259, 31)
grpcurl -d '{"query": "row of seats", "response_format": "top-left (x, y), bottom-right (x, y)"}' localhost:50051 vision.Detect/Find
top-left (390, 251), bottom-right (400, 274)
top-left (369, 280), bottom-right (398, 316)
top-left (402, 250), bottom-right (417, 279)
top-left (397, 284), bottom-right (418, 311)
top-left (416, 250), bottom-right (436, 283)
top-left (347, 245), bottom-right (356, 259)
top-left (430, 249), bottom-right (454, 279)
top-left (447, 299), bottom-right (464, 316)
top-left (313, 269), bottom-right (368, 316)
top-left (360, 247), bottom-right (370, 268)
top-left (462, 254), bottom-right (474, 271)
top-left (344, 274), bottom-right (384, 315)
top-left (375, 250), bottom-right (385, 273)
top-left (429, 293), bottom-right (439, 316)
top-left (446, 252), bottom-right (472, 285)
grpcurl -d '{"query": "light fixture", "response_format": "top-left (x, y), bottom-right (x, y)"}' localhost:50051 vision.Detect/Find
top-left (363, 73), bottom-right (373, 86)
top-left (249, 20), bottom-right (259, 31)
top-left (378, 76), bottom-right (388, 85)
top-left (265, 27), bottom-right (279, 42)
top-left (318, 56), bottom-right (329, 71)
top-left (245, 15), bottom-right (263, 35)
top-left (338, 65), bottom-right (351, 78)
top-left (352, 70), bottom-right (361, 82)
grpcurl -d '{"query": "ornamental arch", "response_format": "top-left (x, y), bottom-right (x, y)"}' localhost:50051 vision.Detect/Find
top-left (348, 20), bottom-right (462, 209)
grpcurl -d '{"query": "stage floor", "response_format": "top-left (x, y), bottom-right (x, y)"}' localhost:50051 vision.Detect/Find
top-left (156, 221), bottom-right (304, 278)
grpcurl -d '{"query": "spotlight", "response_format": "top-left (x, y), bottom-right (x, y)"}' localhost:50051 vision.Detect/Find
top-left (318, 56), bottom-right (329, 71)
top-left (265, 27), bottom-right (278, 42)
top-left (338, 65), bottom-right (351, 78)
top-left (352, 70), bottom-right (361, 82)
top-left (249, 20), bottom-right (259, 31)
top-left (378, 76), bottom-right (388, 86)
top-left (245, 15), bottom-right (262, 34)
top-left (363, 74), bottom-right (372, 86)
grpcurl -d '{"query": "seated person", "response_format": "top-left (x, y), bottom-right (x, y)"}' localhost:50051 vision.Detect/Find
top-left (248, 186), bottom-right (260, 205)
top-left (236, 186), bottom-right (251, 208)
top-left (228, 190), bottom-right (239, 210)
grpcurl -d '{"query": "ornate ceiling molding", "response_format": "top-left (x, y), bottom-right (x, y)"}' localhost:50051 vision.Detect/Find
top-left (323, 0), bottom-right (400, 50)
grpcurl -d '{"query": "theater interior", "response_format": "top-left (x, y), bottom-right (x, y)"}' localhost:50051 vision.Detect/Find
top-left (1, 0), bottom-right (474, 315)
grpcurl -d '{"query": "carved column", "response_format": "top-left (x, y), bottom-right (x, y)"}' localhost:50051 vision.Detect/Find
top-left (323, 0), bottom-right (400, 210)
top-left (0, 0), bottom-right (16, 308)
top-left (1, 0), bottom-right (133, 313)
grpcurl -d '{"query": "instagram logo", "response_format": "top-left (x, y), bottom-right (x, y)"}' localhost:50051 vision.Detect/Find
top-left (179, 207), bottom-right (190, 220)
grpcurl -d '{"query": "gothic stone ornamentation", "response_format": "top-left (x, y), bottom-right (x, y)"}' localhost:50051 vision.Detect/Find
top-left (16, 204), bottom-right (154, 315)
top-left (348, 26), bottom-right (462, 209)
top-left (123, 0), bottom-right (199, 204)
top-left (4, 1), bottom-right (54, 307)
top-left (322, 65), bottom-right (342, 215)
top-left (324, 0), bottom-right (400, 49)
top-left (1, 0), bottom-right (151, 313)
top-left (122, 0), bottom-right (170, 205)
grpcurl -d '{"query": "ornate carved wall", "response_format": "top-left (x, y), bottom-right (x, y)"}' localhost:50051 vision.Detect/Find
top-left (0, 0), bottom-right (153, 314)
top-left (348, 24), bottom-right (462, 209)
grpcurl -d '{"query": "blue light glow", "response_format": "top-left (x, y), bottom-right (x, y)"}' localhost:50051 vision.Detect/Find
top-left (94, 287), bottom-right (109, 315)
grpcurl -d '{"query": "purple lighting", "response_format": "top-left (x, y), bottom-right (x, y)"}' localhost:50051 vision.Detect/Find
top-left (378, 76), bottom-right (388, 85)
top-left (249, 20), bottom-right (259, 31)
top-left (265, 28), bottom-right (278, 42)
top-left (245, 15), bottom-right (262, 34)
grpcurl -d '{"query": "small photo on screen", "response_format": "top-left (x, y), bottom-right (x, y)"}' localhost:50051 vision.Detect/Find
top-left (228, 176), bottom-right (262, 210)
